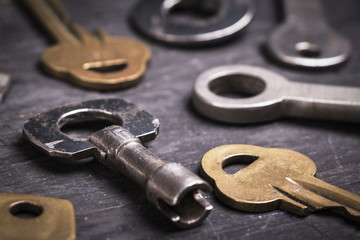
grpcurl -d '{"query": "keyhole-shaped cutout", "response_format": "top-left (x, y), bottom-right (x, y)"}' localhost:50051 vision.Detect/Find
top-left (10, 202), bottom-right (43, 219)
top-left (222, 154), bottom-right (258, 174)
top-left (83, 59), bottom-right (128, 74)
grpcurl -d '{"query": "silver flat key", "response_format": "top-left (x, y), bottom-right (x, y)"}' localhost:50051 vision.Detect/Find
top-left (0, 74), bottom-right (10, 104)
top-left (23, 99), bottom-right (212, 228)
top-left (192, 65), bottom-right (360, 123)
top-left (130, 0), bottom-right (255, 46)
top-left (267, 0), bottom-right (351, 68)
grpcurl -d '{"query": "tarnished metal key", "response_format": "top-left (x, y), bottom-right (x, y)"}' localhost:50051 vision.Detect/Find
top-left (192, 65), bottom-right (360, 124)
top-left (23, 99), bottom-right (212, 228)
top-left (267, 0), bottom-right (351, 68)
top-left (130, 0), bottom-right (255, 46)
top-left (0, 73), bottom-right (10, 104)
top-left (201, 144), bottom-right (360, 223)
top-left (24, 0), bottom-right (151, 90)
top-left (0, 193), bottom-right (76, 240)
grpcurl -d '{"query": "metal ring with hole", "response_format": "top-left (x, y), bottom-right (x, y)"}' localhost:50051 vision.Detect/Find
top-left (130, 0), bottom-right (255, 46)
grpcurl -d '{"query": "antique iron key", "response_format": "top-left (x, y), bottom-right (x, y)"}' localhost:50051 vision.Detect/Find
top-left (201, 144), bottom-right (360, 223)
top-left (24, 0), bottom-right (151, 90)
top-left (267, 0), bottom-right (351, 68)
top-left (0, 193), bottom-right (76, 240)
top-left (23, 99), bottom-right (212, 228)
top-left (0, 73), bottom-right (10, 104)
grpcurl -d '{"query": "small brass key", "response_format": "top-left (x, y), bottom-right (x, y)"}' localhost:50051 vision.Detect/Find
top-left (23, 99), bottom-right (212, 228)
top-left (201, 144), bottom-right (360, 223)
top-left (0, 193), bottom-right (76, 240)
top-left (24, 0), bottom-right (151, 90)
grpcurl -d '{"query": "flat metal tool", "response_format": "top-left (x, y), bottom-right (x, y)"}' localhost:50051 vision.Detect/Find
top-left (24, 0), bottom-right (151, 90)
top-left (192, 65), bottom-right (360, 124)
top-left (23, 99), bottom-right (212, 228)
top-left (201, 144), bottom-right (360, 222)
top-left (0, 73), bottom-right (10, 104)
top-left (267, 0), bottom-right (351, 68)
top-left (130, 0), bottom-right (255, 46)
top-left (0, 193), bottom-right (76, 240)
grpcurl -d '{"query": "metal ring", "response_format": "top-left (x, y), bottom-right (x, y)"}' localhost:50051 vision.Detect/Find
top-left (130, 0), bottom-right (255, 46)
top-left (192, 65), bottom-right (290, 123)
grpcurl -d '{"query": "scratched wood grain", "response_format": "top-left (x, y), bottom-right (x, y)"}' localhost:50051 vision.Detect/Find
top-left (0, 0), bottom-right (359, 239)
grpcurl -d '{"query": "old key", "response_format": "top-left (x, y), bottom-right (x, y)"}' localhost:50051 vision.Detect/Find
top-left (25, 0), bottom-right (151, 90)
top-left (267, 0), bottom-right (351, 68)
top-left (201, 144), bottom-right (360, 223)
top-left (23, 99), bottom-right (212, 228)
top-left (0, 193), bottom-right (76, 240)
top-left (193, 65), bottom-right (360, 124)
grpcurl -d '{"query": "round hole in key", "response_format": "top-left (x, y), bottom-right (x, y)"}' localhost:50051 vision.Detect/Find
top-left (58, 110), bottom-right (123, 140)
top-left (222, 154), bottom-right (258, 174)
top-left (209, 74), bottom-right (266, 99)
top-left (10, 201), bottom-right (43, 219)
top-left (295, 42), bottom-right (321, 57)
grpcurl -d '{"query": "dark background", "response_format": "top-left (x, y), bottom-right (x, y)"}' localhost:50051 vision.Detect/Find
top-left (0, 0), bottom-right (359, 239)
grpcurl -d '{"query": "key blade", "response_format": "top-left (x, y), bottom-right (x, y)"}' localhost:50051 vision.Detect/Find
top-left (276, 177), bottom-right (360, 223)
top-left (282, 81), bottom-right (360, 123)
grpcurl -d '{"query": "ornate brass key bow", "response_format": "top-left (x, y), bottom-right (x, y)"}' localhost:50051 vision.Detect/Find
top-left (25, 0), bottom-right (151, 90)
top-left (201, 144), bottom-right (360, 223)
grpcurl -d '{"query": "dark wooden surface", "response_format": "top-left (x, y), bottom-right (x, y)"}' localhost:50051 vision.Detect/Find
top-left (1, 0), bottom-right (359, 239)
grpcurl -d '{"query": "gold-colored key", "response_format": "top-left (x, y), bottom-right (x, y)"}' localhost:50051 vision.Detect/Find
top-left (201, 144), bottom-right (360, 223)
top-left (24, 0), bottom-right (151, 90)
top-left (0, 193), bottom-right (76, 240)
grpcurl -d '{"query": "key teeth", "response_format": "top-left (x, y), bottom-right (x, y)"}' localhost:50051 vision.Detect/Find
top-left (156, 190), bottom-right (213, 229)
top-left (146, 163), bottom-right (213, 228)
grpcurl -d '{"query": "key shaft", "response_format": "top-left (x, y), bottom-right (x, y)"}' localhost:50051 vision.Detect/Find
top-left (90, 126), bottom-right (212, 228)
top-left (283, 0), bottom-right (324, 25)
top-left (281, 81), bottom-right (360, 122)
top-left (24, 0), bottom-right (80, 45)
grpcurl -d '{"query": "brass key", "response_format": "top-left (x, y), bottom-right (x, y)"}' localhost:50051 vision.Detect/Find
top-left (201, 144), bottom-right (360, 223)
top-left (0, 193), bottom-right (76, 240)
top-left (24, 0), bottom-right (151, 90)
